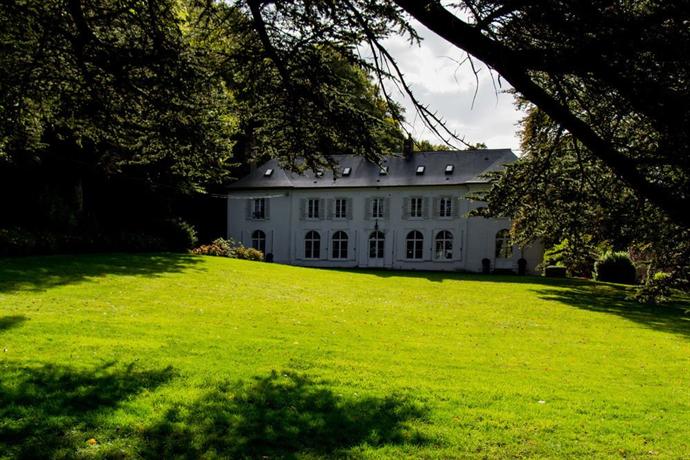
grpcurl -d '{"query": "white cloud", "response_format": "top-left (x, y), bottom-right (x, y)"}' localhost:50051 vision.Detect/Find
top-left (365, 21), bottom-right (525, 151)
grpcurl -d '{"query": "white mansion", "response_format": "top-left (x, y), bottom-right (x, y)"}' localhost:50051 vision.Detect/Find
top-left (226, 149), bottom-right (543, 273)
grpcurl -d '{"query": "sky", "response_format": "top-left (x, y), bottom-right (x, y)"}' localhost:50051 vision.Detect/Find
top-left (374, 21), bottom-right (525, 152)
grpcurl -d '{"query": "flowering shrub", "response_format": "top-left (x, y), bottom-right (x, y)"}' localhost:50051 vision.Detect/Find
top-left (191, 238), bottom-right (232, 257)
top-left (192, 238), bottom-right (264, 261)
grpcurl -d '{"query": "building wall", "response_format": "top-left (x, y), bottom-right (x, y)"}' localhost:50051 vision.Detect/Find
top-left (227, 185), bottom-right (543, 274)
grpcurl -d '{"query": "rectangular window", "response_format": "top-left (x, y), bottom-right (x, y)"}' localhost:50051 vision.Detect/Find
top-left (335, 198), bottom-right (347, 219)
top-left (253, 198), bottom-right (265, 219)
top-left (371, 198), bottom-right (384, 218)
top-left (410, 197), bottom-right (423, 218)
top-left (439, 197), bottom-right (452, 217)
top-left (307, 198), bottom-right (320, 219)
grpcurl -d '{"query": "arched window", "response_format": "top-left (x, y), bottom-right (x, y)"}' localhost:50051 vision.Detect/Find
top-left (495, 229), bottom-right (513, 258)
top-left (406, 230), bottom-right (424, 259)
top-left (251, 230), bottom-right (266, 253)
top-left (369, 231), bottom-right (385, 259)
top-left (305, 231), bottom-right (320, 259)
top-left (332, 231), bottom-right (348, 259)
top-left (333, 231), bottom-right (347, 259)
top-left (435, 230), bottom-right (453, 260)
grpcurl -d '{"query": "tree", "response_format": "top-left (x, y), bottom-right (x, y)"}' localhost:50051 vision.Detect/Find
top-left (0, 0), bottom-right (408, 252)
top-left (233, 0), bottom-right (690, 228)
top-left (481, 102), bottom-right (690, 287)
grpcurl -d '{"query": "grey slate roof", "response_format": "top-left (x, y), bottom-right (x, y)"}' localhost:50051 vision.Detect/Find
top-left (227, 149), bottom-right (517, 190)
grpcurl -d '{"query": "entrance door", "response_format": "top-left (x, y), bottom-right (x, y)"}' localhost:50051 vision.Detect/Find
top-left (367, 230), bottom-right (385, 268)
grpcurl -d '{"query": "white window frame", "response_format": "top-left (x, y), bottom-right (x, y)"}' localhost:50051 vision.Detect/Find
top-left (305, 231), bottom-right (321, 259)
top-left (251, 230), bottom-right (266, 253)
top-left (368, 231), bottom-right (385, 259)
top-left (406, 230), bottom-right (424, 260)
top-left (434, 230), bottom-right (453, 260)
top-left (332, 231), bottom-right (349, 259)
top-left (253, 198), bottom-right (266, 219)
top-left (371, 197), bottom-right (384, 219)
top-left (410, 197), bottom-right (423, 218)
top-left (334, 198), bottom-right (347, 219)
top-left (439, 197), bottom-right (452, 218)
top-left (495, 229), bottom-right (513, 259)
top-left (307, 198), bottom-right (320, 219)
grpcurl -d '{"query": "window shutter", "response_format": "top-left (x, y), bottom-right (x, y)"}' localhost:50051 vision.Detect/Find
top-left (423, 197), bottom-right (431, 218)
top-left (384, 198), bottom-right (391, 220)
top-left (346, 198), bottom-right (353, 220)
top-left (299, 199), bottom-right (305, 221)
top-left (265, 198), bottom-right (271, 220)
top-left (432, 197), bottom-right (439, 218)
top-left (364, 198), bottom-right (371, 220)
top-left (319, 198), bottom-right (326, 220)
top-left (402, 197), bottom-right (409, 220)
top-left (327, 199), bottom-right (334, 219)
top-left (246, 199), bottom-right (252, 220)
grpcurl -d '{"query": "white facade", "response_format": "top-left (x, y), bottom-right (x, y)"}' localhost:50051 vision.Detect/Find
top-left (227, 184), bottom-right (543, 274)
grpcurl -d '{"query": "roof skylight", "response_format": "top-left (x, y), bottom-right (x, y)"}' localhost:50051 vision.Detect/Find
top-left (342, 167), bottom-right (351, 176)
top-left (445, 164), bottom-right (454, 174)
top-left (416, 165), bottom-right (425, 175)
top-left (379, 166), bottom-right (389, 175)
top-left (264, 168), bottom-right (273, 177)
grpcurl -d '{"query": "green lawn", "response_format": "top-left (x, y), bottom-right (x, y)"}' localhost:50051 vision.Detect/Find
top-left (1, 254), bottom-right (689, 459)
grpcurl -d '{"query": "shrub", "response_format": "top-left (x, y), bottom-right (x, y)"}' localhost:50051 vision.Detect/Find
top-left (191, 238), bottom-right (232, 257)
top-left (633, 272), bottom-right (673, 304)
top-left (191, 238), bottom-right (264, 261)
top-left (593, 251), bottom-right (637, 284)
top-left (232, 246), bottom-right (264, 261)
top-left (543, 238), bottom-right (609, 278)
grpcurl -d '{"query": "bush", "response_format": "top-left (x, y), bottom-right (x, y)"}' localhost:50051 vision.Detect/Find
top-left (192, 238), bottom-right (232, 257)
top-left (593, 251), bottom-right (637, 284)
top-left (633, 272), bottom-right (673, 304)
top-left (232, 246), bottom-right (264, 261)
top-left (191, 238), bottom-right (264, 261)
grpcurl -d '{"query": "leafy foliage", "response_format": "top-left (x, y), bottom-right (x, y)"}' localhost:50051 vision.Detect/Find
top-left (633, 272), bottom-right (673, 305)
top-left (482, 104), bottom-right (690, 290)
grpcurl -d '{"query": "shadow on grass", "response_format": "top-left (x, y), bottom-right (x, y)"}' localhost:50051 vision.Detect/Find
top-left (0, 315), bottom-right (27, 332)
top-left (0, 252), bottom-right (202, 293)
top-left (331, 266), bottom-right (579, 285)
top-left (534, 282), bottom-right (690, 339)
top-left (142, 371), bottom-right (430, 458)
top-left (334, 267), bottom-right (690, 339)
top-left (0, 361), bottom-right (176, 459)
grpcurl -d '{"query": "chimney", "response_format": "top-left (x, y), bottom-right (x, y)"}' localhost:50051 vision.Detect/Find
top-left (403, 135), bottom-right (414, 161)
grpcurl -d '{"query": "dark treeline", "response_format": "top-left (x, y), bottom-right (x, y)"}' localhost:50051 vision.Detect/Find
top-left (0, 0), bottom-right (404, 255)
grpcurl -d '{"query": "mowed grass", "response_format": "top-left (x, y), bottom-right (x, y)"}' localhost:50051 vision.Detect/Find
top-left (1, 254), bottom-right (689, 459)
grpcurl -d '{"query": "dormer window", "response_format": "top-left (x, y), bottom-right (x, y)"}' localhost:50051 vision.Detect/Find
top-left (342, 167), bottom-right (351, 176)
top-left (416, 165), bottom-right (425, 175)
top-left (445, 164), bottom-right (454, 174)
top-left (264, 169), bottom-right (273, 177)
top-left (379, 166), bottom-right (389, 175)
